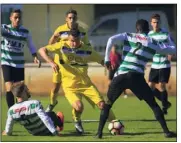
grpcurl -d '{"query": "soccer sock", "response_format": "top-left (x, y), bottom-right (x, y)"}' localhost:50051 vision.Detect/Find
top-left (107, 109), bottom-right (116, 121)
top-left (97, 104), bottom-right (111, 134)
top-left (161, 90), bottom-right (168, 108)
top-left (6, 91), bottom-right (15, 108)
top-left (152, 88), bottom-right (162, 101)
top-left (50, 90), bottom-right (58, 105)
top-left (152, 104), bottom-right (169, 133)
top-left (72, 108), bottom-right (82, 122)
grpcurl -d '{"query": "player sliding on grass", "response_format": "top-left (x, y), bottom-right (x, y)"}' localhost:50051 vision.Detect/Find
top-left (95, 19), bottom-right (176, 138)
top-left (39, 29), bottom-right (115, 135)
top-left (2, 82), bottom-right (64, 136)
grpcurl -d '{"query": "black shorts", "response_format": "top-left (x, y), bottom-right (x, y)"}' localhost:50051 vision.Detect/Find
top-left (2, 65), bottom-right (24, 82)
top-left (107, 72), bottom-right (155, 105)
top-left (149, 68), bottom-right (171, 83)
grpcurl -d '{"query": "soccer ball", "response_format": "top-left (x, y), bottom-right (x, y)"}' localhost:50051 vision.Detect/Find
top-left (108, 119), bottom-right (124, 135)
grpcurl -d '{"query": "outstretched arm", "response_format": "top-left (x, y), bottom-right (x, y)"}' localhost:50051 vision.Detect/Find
top-left (104, 33), bottom-right (127, 62)
top-left (3, 111), bottom-right (14, 135)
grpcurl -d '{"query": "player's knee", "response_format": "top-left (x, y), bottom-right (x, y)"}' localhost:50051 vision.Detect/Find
top-left (149, 82), bottom-right (155, 90)
top-left (97, 101), bottom-right (105, 110)
top-left (5, 82), bottom-right (13, 92)
top-left (159, 82), bottom-right (166, 91)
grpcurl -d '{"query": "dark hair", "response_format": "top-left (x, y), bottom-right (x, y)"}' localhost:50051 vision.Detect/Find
top-left (11, 9), bottom-right (22, 15)
top-left (136, 19), bottom-right (149, 34)
top-left (150, 13), bottom-right (160, 21)
top-left (66, 8), bottom-right (77, 16)
top-left (11, 82), bottom-right (25, 97)
top-left (69, 29), bottom-right (80, 38)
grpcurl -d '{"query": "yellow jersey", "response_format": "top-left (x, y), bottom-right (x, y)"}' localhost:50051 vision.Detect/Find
top-left (53, 23), bottom-right (90, 64)
top-left (45, 41), bottom-right (103, 88)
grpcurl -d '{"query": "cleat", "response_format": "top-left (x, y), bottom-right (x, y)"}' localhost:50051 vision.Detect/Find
top-left (56, 112), bottom-right (64, 132)
top-left (164, 131), bottom-right (177, 138)
top-left (94, 133), bottom-right (102, 139)
top-left (75, 120), bottom-right (84, 135)
top-left (46, 100), bottom-right (58, 112)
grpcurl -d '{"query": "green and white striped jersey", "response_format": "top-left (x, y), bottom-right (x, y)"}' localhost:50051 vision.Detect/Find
top-left (105, 32), bottom-right (176, 76)
top-left (5, 100), bottom-right (57, 136)
top-left (148, 29), bottom-right (173, 69)
top-left (1, 24), bottom-right (36, 68)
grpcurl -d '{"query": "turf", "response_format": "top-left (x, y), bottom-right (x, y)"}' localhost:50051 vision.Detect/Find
top-left (1, 95), bottom-right (177, 142)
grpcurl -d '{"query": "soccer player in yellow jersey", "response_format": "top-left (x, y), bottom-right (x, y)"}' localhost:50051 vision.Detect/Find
top-left (39, 29), bottom-right (114, 134)
top-left (47, 9), bottom-right (90, 111)
top-left (46, 9), bottom-right (116, 126)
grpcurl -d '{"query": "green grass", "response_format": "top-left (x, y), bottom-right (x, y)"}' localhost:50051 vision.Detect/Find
top-left (1, 95), bottom-right (177, 142)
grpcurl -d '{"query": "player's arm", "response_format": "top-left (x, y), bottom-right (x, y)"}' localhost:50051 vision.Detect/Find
top-left (27, 32), bottom-right (40, 65)
top-left (149, 35), bottom-right (176, 55)
top-left (104, 32), bottom-right (127, 69)
top-left (38, 42), bottom-right (62, 73)
top-left (35, 101), bottom-right (59, 136)
top-left (89, 47), bottom-right (104, 66)
top-left (2, 110), bottom-right (14, 136)
top-left (48, 27), bottom-right (61, 45)
top-left (1, 24), bottom-right (9, 35)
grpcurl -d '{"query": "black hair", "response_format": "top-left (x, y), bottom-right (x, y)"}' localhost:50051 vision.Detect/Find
top-left (69, 29), bottom-right (80, 38)
top-left (66, 8), bottom-right (77, 16)
top-left (136, 19), bottom-right (149, 34)
top-left (11, 9), bottom-right (22, 15)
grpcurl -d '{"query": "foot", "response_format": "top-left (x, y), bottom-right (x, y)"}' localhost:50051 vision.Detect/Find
top-left (162, 102), bottom-right (171, 115)
top-left (75, 120), bottom-right (84, 135)
top-left (94, 133), bottom-right (102, 139)
top-left (164, 131), bottom-right (177, 138)
top-left (46, 100), bottom-right (58, 112)
top-left (56, 112), bottom-right (64, 132)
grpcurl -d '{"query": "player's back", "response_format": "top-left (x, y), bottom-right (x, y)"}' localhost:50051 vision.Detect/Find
top-left (118, 33), bottom-right (156, 74)
top-left (8, 100), bottom-right (52, 135)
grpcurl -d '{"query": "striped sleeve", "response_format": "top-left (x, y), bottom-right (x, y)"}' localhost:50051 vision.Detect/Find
top-left (148, 37), bottom-right (176, 55)
top-left (105, 32), bottom-right (127, 62)
top-left (27, 32), bottom-right (37, 54)
top-left (5, 109), bottom-right (14, 135)
top-left (35, 101), bottom-right (57, 134)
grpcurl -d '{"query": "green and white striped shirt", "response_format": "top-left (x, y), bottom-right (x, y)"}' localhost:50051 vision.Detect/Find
top-left (105, 32), bottom-right (176, 76)
top-left (5, 100), bottom-right (57, 136)
top-left (1, 24), bottom-right (36, 68)
top-left (148, 29), bottom-right (173, 69)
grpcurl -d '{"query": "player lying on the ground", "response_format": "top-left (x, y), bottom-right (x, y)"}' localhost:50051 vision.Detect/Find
top-left (95, 19), bottom-right (176, 139)
top-left (2, 82), bottom-right (64, 136)
top-left (38, 29), bottom-right (115, 135)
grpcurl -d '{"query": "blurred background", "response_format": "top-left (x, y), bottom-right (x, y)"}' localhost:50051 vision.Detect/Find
top-left (0, 4), bottom-right (177, 95)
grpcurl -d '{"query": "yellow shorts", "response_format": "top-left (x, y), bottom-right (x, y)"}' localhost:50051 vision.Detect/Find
top-left (52, 72), bottom-right (61, 83)
top-left (63, 85), bottom-right (104, 106)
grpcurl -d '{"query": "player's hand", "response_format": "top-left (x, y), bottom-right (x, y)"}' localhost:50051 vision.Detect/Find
top-left (34, 57), bottom-right (41, 68)
top-left (105, 61), bottom-right (111, 70)
top-left (167, 55), bottom-right (172, 61)
top-left (53, 32), bottom-right (60, 39)
top-left (50, 61), bottom-right (59, 73)
top-left (2, 131), bottom-right (7, 136)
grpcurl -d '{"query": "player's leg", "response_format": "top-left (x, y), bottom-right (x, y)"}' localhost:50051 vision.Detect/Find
top-left (82, 84), bottom-right (116, 121)
top-left (46, 72), bottom-right (61, 112)
top-left (46, 111), bottom-right (64, 131)
top-left (159, 68), bottom-right (172, 114)
top-left (148, 68), bottom-right (162, 101)
top-left (2, 65), bottom-right (15, 108)
top-left (95, 74), bottom-right (125, 138)
top-left (130, 73), bottom-right (176, 138)
top-left (64, 89), bottom-right (84, 134)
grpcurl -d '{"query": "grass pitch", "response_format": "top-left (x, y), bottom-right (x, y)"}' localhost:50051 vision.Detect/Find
top-left (1, 95), bottom-right (177, 142)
